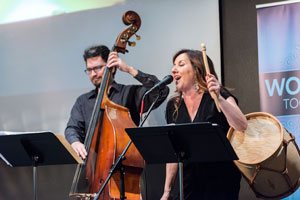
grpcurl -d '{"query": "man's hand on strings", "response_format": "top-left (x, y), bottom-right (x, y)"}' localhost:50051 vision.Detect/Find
top-left (107, 52), bottom-right (138, 76)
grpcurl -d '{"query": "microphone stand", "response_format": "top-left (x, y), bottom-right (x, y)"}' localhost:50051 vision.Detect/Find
top-left (93, 91), bottom-right (161, 200)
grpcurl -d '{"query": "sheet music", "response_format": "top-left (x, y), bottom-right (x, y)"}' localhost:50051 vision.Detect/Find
top-left (0, 153), bottom-right (12, 167)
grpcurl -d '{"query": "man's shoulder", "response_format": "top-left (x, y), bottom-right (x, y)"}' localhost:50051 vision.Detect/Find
top-left (77, 89), bottom-right (96, 101)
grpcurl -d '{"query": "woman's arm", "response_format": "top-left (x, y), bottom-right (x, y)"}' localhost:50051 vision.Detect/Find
top-left (218, 95), bottom-right (248, 131)
top-left (206, 74), bottom-right (247, 132)
top-left (161, 163), bottom-right (178, 200)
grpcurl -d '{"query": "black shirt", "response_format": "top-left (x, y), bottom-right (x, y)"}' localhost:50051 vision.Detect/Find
top-left (65, 70), bottom-right (169, 144)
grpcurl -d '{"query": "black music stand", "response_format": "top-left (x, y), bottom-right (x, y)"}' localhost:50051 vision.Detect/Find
top-left (125, 122), bottom-right (238, 200)
top-left (0, 131), bottom-right (83, 200)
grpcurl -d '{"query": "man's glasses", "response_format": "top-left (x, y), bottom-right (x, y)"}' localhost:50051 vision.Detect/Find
top-left (84, 65), bottom-right (104, 75)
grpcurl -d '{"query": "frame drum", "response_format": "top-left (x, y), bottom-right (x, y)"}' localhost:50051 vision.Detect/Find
top-left (227, 112), bottom-right (300, 199)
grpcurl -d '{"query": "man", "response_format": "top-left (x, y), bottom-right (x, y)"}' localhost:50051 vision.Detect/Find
top-left (65, 44), bottom-right (169, 159)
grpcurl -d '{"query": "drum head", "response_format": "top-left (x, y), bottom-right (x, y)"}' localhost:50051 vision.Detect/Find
top-left (227, 112), bottom-right (283, 164)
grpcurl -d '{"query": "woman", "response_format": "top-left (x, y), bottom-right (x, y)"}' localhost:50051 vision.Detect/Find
top-left (160, 49), bottom-right (247, 200)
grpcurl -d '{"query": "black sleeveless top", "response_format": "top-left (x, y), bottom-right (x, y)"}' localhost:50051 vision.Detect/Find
top-left (165, 89), bottom-right (241, 200)
top-left (166, 89), bottom-right (232, 133)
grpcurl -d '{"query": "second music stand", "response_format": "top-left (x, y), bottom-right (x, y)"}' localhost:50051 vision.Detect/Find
top-left (125, 122), bottom-right (238, 200)
top-left (0, 131), bottom-right (82, 200)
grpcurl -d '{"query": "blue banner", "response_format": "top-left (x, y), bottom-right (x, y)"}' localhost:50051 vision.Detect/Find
top-left (257, 1), bottom-right (300, 199)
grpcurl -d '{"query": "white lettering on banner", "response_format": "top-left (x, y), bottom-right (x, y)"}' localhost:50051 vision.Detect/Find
top-left (265, 78), bottom-right (285, 96)
top-left (283, 98), bottom-right (300, 109)
top-left (265, 76), bottom-right (300, 96)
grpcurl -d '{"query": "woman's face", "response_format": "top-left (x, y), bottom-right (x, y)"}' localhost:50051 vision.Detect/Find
top-left (172, 53), bottom-right (196, 93)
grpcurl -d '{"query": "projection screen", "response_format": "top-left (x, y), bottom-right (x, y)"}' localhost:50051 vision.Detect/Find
top-left (0, 0), bottom-right (221, 134)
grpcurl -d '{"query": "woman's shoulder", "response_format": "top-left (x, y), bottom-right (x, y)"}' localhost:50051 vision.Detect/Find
top-left (166, 95), bottom-right (180, 107)
top-left (220, 87), bottom-right (238, 103)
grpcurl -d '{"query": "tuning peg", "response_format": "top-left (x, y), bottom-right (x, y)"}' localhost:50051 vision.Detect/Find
top-left (128, 41), bottom-right (136, 47)
top-left (135, 34), bottom-right (141, 40)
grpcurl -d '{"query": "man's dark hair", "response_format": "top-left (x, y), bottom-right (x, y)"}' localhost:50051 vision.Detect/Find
top-left (83, 45), bottom-right (110, 62)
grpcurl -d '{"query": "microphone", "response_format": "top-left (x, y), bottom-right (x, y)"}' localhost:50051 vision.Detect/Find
top-left (139, 75), bottom-right (173, 124)
top-left (145, 75), bottom-right (173, 95)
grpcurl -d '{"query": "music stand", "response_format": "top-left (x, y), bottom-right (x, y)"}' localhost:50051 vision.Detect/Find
top-left (0, 131), bottom-right (83, 200)
top-left (125, 122), bottom-right (238, 200)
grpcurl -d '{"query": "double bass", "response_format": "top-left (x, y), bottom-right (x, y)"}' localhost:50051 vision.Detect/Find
top-left (69, 11), bottom-right (144, 200)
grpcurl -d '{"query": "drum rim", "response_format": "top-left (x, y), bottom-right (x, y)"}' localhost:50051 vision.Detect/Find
top-left (227, 112), bottom-right (284, 165)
